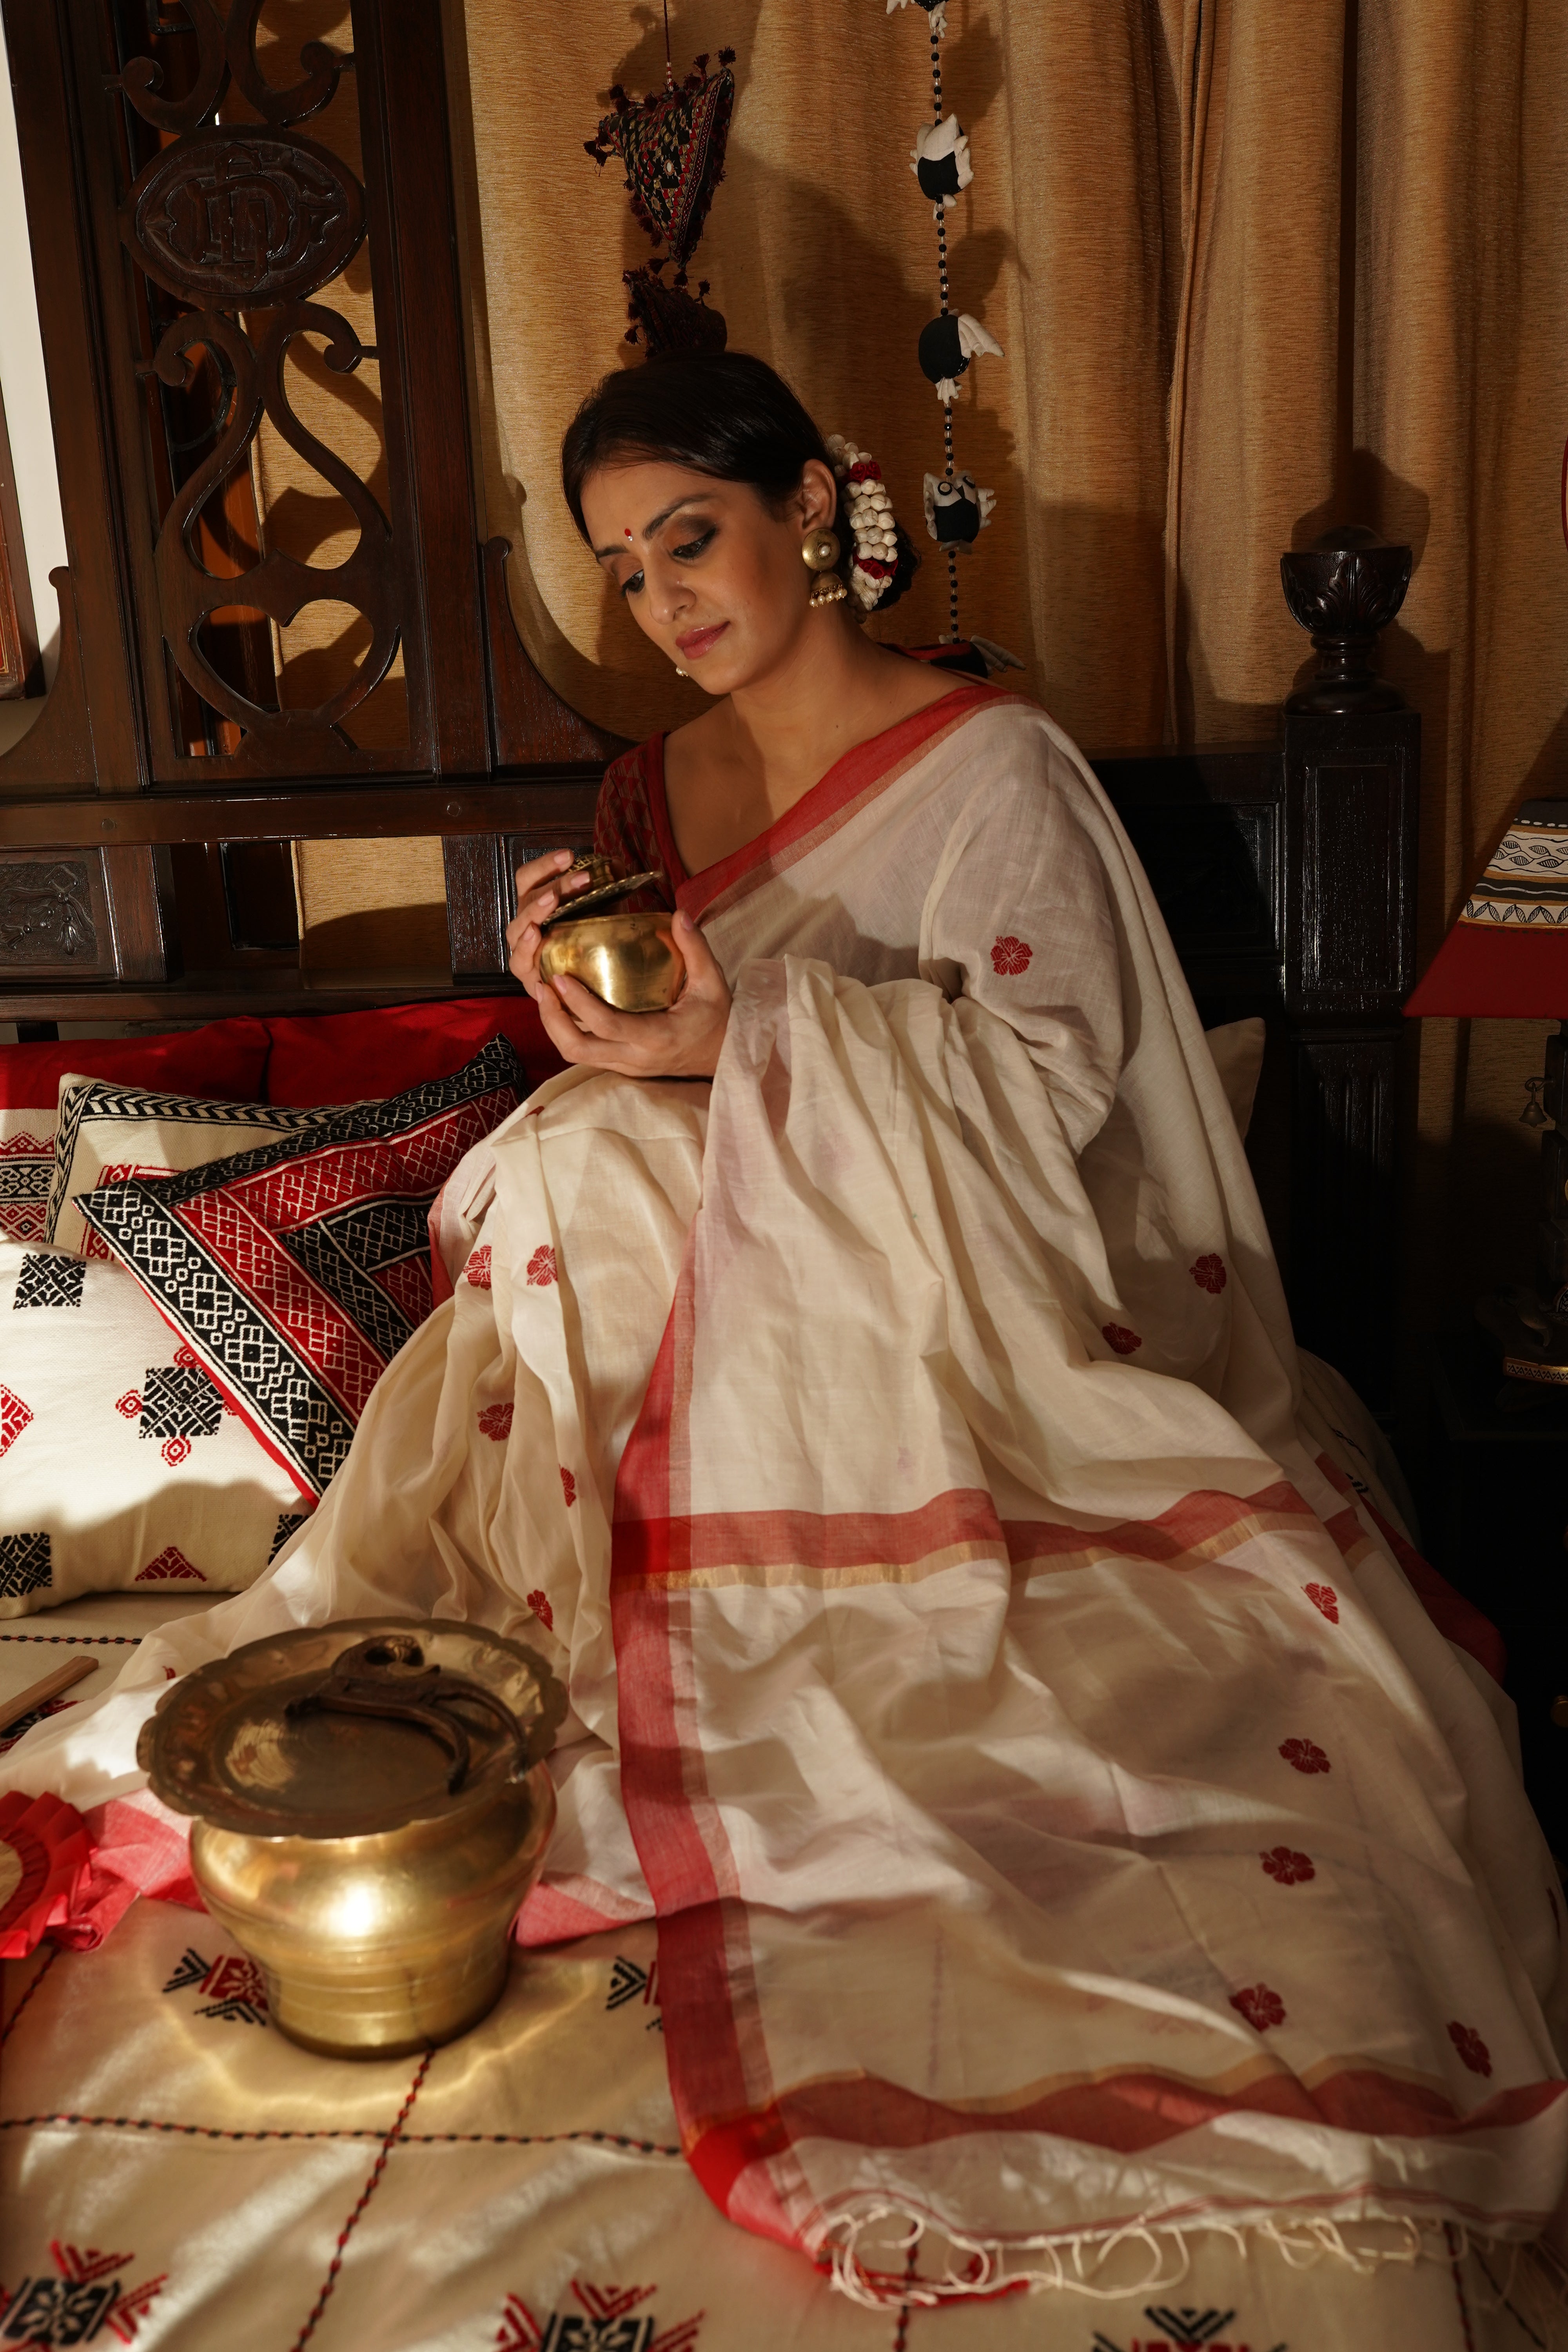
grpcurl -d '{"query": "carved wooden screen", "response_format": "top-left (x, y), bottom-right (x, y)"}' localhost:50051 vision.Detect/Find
top-left (66, 0), bottom-right (489, 784)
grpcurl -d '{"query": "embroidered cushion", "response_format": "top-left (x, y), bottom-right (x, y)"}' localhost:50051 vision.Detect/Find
top-left (80, 1039), bottom-right (526, 1499)
top-left (0, 1020), bottom-right (269, 1248)
top-left (0, 1244), bottom-right (310, 1620)
top-left (263, 995), bottom-right (564, 1107)
top-left (45, 1078), bottom-right (351, 1262)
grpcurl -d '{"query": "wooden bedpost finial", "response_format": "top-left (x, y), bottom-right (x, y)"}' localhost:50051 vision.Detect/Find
top-left (1280, 526), bottom-right (1412, 715)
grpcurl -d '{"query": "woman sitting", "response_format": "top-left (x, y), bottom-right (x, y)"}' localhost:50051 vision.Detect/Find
top-left (10, 352), bottom-right (1564, 2304)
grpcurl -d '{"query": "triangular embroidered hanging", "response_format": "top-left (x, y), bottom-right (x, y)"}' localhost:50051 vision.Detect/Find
top-left (587, 49), bottom-right (735, 274)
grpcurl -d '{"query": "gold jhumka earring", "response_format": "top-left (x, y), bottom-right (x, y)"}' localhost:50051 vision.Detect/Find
top-left (802, 528), bottom-right (847, 605)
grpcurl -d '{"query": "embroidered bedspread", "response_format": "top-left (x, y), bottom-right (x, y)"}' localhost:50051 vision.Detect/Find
top-left (1, 1868), bottom-right (1562, 2348)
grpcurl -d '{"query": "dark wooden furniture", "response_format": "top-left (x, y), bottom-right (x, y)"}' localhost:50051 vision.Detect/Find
top-left (0, 0), bottom-right (1417, 1409)
top-left (1419, 1332), bottom-right (1568, 1853)
top-left (0, 372), bottom-right (40, 703)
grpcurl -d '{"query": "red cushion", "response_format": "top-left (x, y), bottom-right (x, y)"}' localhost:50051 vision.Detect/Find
top-left (264, 996), bottom-right (565, 1107)
top-left (0, 1018), bottom-right (270, 1110)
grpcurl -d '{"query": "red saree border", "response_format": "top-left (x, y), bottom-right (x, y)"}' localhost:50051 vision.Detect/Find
top-left (688, 2067), bottom-right (1568, 2220)
top-left (611, 1272), bottom-right (801, 2247)
top-left (613, 1477), bottom-right (1324, 1592)
top-left (515, 1873), bottom-right (650, 1948)
top-left (660, 682), bottom-right (1021, 925)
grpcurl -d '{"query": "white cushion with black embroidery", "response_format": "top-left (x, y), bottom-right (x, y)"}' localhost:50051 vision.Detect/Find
top-left (45, 1076), bottom-right (355, 1261)
top-left (0, 1111), bottom-right (54, 1249)
top-left (0, 1242), bottom-right (312, 1619)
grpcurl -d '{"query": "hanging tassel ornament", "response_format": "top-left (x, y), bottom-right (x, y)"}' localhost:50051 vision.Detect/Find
top-left (586, 13), bottom-right (737, 357)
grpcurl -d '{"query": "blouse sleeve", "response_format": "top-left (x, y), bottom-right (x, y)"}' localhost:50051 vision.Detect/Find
top-left (918, 745), bottom-right (1123, 1155)
top-left (593, 743), bottom-right (677, 914)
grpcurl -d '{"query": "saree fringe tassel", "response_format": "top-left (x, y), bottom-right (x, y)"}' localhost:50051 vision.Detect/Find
top-left (822, 2210), bottom-right (1521, 2309)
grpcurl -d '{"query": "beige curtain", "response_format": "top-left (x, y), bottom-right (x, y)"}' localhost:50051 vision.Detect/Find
top-left (264, 0), bottom-right (1568, 1341)
top-left (1354, 1), bottom-right (1568, 1325)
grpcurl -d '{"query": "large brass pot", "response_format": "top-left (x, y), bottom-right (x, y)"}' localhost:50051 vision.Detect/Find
top-left (139, 1619), bottom-right (566, 2060)
top-left (538, 909), bottom-right (682, 1013)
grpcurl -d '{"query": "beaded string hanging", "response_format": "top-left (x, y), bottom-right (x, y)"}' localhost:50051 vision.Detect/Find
top-left (890, 0), bottom-right (1002, 646)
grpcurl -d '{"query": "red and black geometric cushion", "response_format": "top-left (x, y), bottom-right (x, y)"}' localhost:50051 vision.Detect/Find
top-left (80, 1039), bottom-right (524, 1498)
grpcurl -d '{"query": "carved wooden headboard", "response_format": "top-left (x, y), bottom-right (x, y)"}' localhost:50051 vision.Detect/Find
top-left (0, 0), bottom-right (1416, 1410)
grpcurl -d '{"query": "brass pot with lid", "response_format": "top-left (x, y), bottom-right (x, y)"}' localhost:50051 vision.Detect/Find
top-left (536, 853), bottom-right (682, 1014)
top-left (139, 1618), bottom-right (566, 2060)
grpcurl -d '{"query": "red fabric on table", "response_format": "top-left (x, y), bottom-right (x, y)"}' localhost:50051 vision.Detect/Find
top-left (263, 996), bottom-right (565, 1106)
top-left (1405, 921), bottom-right (1568, 1018)
top-left (0, 1017), bottom-right (270, 1108)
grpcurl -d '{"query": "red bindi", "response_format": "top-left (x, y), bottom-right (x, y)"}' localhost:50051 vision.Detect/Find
top-left (624, 528), bottom-right (633, 540)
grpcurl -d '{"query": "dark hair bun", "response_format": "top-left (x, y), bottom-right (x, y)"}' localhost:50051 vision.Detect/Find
top-left (561, 351), bottom-right (917, 613)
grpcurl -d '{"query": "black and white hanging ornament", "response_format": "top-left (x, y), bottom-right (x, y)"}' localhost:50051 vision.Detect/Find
top-left (890, 0), bottom-right (1005, 648)
top-left (887, 0), bottom-right (948, 35)
top-left (910, 116), bottom-right (971, 209)
top-left (923, 470), bottom-right (994, 546)
top-left (917, 312), bottom-right (1004, 403)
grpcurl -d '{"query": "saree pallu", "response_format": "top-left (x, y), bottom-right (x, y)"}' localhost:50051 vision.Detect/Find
top-left (6, 693), bottom-right (1566, 2305)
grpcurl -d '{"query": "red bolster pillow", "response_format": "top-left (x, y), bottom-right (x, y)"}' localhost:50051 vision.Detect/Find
top-left (0, 1016), bottom-right (270, 1109)
top-left (263, 995), bottom-right (565, 1107)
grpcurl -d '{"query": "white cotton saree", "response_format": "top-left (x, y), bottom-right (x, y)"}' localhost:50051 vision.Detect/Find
top-left (7, 684), bottom-right (1566, 2306)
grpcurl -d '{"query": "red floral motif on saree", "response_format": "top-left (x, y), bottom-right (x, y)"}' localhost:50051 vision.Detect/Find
top-left (479, 1402), bottom-right (514, 1442)
top-left (160, 1436), bottom-right (191, 1468)
top-left (1448, 2020), bottom-right (1493, 2076)
top-left (1279, 1737), bottom-right (1330, 1775)
top-left (466, 1245), bottom-right (493, 1289)
top-left (560, 1466), bottom-right (577, 1507)
top-left (1101, 1324), bottom-right (1142, 1356)
top-left (1304, 1582), bottom-right (1339, 1623)
top-left (526, 1589), bottom-right (554, 1632)
top-left (989, 934), bottom-right (1033, 976)
top-left (1190, 1253), bottom-right (1227, 1293)
top-left (1261, 1846), bottom-right (1315, 1886)
top-left (1229, 1983), bottom-right (1286, 2031)
top-left (115, 1389), bottom-right (142, 1419)
top-left (526, 1245), bottom-right (558, 1288)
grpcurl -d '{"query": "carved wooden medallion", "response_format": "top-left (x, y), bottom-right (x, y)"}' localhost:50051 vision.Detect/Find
top-left (0, 860), bottom-right (96, 964)
top-left (120, 129), bottom-right (365, 310)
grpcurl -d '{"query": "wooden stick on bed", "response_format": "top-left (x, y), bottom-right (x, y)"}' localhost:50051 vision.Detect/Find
top-left (0, 1654), bottom-right (98, 1737)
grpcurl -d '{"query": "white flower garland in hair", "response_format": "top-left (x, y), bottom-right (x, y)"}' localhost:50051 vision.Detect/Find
top-left (824, 435), bottom-right (900, 611)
